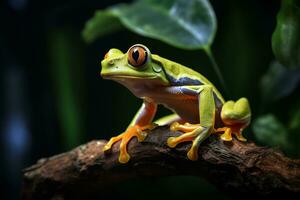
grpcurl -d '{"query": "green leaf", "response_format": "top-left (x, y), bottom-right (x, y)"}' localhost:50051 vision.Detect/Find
top-left (82, 0), bottom-right (216, 49)
top-left (260, 61), bottom-right (300, 103)
top-left (252, 114), bottom-right (289, 149)
top-left (82, 10), bottom-right (122, 43)
top-left (272, 0), bottom-right (300, 68)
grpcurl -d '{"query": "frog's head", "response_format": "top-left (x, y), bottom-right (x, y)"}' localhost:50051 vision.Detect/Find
top-left (101, 44), bottom-right (169, 89)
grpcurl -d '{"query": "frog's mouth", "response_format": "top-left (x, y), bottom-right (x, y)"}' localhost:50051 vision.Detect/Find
top-left (101, 73), bottom-right (157, 80)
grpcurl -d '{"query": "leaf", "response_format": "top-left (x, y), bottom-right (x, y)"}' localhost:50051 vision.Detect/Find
top-left (82, 0), bottom-right (216, 49)
top-left (252, 114), bottom-right (289, 149)
top-left (82, 10), bottom-right (122, 43)
top-left (272, 0), bottom-right (300, 69)
top-left (260, 61), bottom-right (300, 103)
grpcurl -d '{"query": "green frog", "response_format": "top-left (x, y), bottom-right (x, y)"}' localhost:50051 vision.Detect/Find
top-left (101, 44), bottom-right (251, 163)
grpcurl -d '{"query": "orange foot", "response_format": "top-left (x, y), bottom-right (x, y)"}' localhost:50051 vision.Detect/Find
top-left (103, 124), bottom-right (155, 163)
top-left (167, 122), bottom-right (209, 161)
top-left (215, 126), bottom-right (247, 142)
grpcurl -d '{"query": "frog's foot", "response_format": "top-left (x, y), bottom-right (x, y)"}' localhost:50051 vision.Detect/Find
top-left (170, 122), bottom-right (201, 132)
top-left (103, 124), bottom-right (154, 163)
top-left (168, 122), bottom-right (211, 161)
top-left (216, 127), bottom-right (247, 142)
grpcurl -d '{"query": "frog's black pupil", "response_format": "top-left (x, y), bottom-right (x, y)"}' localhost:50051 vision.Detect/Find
top-left (132, 48), bottom-right (139, 63)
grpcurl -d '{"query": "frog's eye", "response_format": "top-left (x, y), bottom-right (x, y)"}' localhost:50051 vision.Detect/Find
top-left (128, 45), bottom-right (149, 67)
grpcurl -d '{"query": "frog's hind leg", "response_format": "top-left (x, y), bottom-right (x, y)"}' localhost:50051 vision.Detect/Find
top-left (215, 127), bottom-right (247, 142)
top-left (216, 98), bottom-right (251, 142)
top-left (168, 125), bottom-right (210, 160)
top-left (167, 125), bottom-right (204, 148)
top-left (170, 122), bottom-right (200, 132)
top-left (167, 85), bottom-right (216, 161)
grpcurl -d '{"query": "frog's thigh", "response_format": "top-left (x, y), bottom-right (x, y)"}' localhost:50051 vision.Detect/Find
top-left (198, 85), bottom-right (215, 128)
top-left (168, 85), bottom-right (216, 161)
top-left (178, 85), bottom-right (216, 127)
top-left (186, 85), bottom-right (215, 160)
top-left (168, 85), bottom-right (216, 131)
top-left (154, 113), bottom-right (183, 126)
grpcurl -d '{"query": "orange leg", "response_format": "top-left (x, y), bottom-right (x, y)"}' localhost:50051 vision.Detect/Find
top-left (103, 101), bottom-right (157, 164)
top-left (234, 130), bottom-right (247, 141)
top-left (103, 124), bottom-right (154, 163)
top-left (170, 122), bottom-right (201, 132)
top-left (167, 128), bottom-right (201, 148)
top-left (215, 127), bottom-right (247, 142)
top-left (216, 127), bottom-right (232, 141)
top-left (168, 122), bottom-right (210, 161)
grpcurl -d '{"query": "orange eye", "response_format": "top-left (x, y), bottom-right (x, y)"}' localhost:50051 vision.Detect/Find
top-left (128, 45), bottom-right (148, 67)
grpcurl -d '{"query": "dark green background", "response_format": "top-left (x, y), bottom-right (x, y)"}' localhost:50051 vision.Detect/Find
top-left (0, 0), bottom-right (288, 199)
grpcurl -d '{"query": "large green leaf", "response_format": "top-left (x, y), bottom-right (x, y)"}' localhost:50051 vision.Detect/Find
top-left (82, 0), bottom-right (216, 49)
top-left (272, 0), bottom-right (300, 68)
top-left (82, 10), bottom-right (122, 43)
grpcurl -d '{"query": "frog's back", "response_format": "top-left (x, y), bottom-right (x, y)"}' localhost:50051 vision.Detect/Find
top-left (152, 54), bottom-right (225, 103)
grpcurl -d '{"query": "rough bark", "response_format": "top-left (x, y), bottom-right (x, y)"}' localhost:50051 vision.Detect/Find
top-left (22, 127), bottom-right (300, 199)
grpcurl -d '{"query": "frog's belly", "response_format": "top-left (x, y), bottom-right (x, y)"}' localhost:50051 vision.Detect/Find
top-left (147, 86), bottom-right (200, 123)
top-left (161, 98), bottom-right (199, 123)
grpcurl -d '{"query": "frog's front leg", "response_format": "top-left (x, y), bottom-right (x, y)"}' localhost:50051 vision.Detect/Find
top-left (167, 85), bottom-right (216, 161)
top-left (103, 100), bottom-right (157, 163)
top-left (216, 98), bottom-right (251, 141)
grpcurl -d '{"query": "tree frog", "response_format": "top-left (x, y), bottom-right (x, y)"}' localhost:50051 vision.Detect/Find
top-left (101, 44), bottom-right (251, 164)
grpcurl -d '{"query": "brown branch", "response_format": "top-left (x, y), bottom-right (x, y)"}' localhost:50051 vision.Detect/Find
top-left (22, 127), bottom-right (300, 199)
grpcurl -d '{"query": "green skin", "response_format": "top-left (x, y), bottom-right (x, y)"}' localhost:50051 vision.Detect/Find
top-left (101, 44), bottom-right (251, 163)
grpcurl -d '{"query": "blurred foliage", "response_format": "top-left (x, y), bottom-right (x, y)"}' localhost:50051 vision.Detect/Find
top-left (253, 114), bottom-right (289, 150)
top-left (272, 0), bottom-right (300, 69)
top-left (83, 10), bottom-right (123, 44)
top-left (48, 29), bottom-right (85, 149)
top-left (260, 61), bottom-right (300, 104)
top-left (253, 0), bottom-right (300, 156)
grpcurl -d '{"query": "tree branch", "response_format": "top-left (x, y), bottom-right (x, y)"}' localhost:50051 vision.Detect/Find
top-left (22, 127), bottom-right (300, 199)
